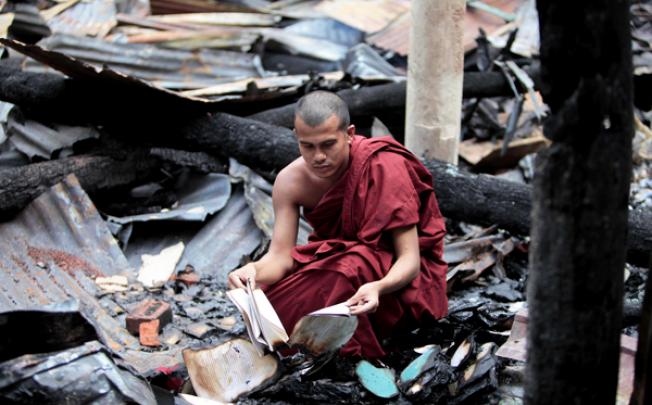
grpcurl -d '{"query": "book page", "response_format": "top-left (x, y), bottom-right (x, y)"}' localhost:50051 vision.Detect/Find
top-left (308, 302), bottom-right (351, 317)
top-left (226, 288), bottom-right (265, 356)
top-left (247, 281), bottom-right (289, 350)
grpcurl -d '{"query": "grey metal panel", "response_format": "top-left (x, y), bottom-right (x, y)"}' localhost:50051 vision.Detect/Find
top-left (124, 186), bottom-right (263, 284)
top-left (230, 159), bottom-right (311, 245)
top-left (7, 113), bottom-right (100, 159)
top-left (26, 34), bottom-right (265, 89)
top-left (47, 0), bottom-right (118, 38)
top-left (283, 18), bottom-right (363, 47)
top-left (107, 172), bottom-right (231, 224)
top-left (0, 174), bottom-right (140, 352)
top-left (177, 187), bottom-right (262, 283)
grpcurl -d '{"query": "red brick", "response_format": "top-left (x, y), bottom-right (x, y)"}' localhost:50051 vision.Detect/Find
top-left (126, 299), bottom-right (172, 335)
top-left (139, 319), bottom-right (161, 347)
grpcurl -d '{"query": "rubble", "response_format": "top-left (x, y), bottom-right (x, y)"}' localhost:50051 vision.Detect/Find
top-left (0, 0), bottom-right (649, 403)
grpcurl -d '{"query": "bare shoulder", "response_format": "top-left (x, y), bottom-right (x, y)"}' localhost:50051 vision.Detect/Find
top-left (273, 157), bottom-right (309, 204)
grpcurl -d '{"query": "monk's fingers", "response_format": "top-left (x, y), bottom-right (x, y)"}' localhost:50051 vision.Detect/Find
top-left (350, 299), bottom-right (377, 315)
top-left (228, 272), bottom-right (245, 289)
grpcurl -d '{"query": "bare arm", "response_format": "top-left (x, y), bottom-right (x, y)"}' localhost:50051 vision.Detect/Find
top-left (346, 224), bottom-right (421, 314)
top-left (228, 169), bottom-right (300, 289)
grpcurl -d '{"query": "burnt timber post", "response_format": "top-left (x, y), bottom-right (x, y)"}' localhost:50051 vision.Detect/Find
top-left (526, 1), bottom-right (633, 404)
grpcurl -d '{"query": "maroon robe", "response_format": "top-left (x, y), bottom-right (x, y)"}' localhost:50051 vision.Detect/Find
top-left (265, 135), bottom-right (447, 358)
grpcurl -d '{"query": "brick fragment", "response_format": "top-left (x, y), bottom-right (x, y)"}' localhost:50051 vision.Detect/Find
top-left (139, 319), bottom-right (161, 347)
top-left (126, 299), bottom-right (172, 335)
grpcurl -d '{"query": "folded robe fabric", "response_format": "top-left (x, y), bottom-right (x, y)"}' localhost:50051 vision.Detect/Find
top-left (265, 135), bottom-right (448, 358)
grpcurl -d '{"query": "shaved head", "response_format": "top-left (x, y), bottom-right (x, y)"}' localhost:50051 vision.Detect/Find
top-left (295, 91), bottom-right (350, 131)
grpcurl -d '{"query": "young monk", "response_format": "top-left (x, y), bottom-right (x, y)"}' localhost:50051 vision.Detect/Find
top-left (228, 91), bottom-right (447, 358)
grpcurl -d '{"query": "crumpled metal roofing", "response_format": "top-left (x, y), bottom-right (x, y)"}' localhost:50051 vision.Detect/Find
top-left (46, 0), bottom-right (118, 38)
top-left (314, 0), bottom-right (410, 34)
top-left (283, 17), bottom-right (364, 47)
top-left (24, 34), bottom-right (266, 89)
top-left (6, 110), bottom-right (100, 159)
top-left (107, 172), bottom-right (231, 225)
top-left (0, 174), bottom-right (139, 353)
top-left (230, 159), bottom-right (311, 245)
top-left (342, 43), bottom-right (404, 79)
top-left (124, 186), bottom-right (263, 284)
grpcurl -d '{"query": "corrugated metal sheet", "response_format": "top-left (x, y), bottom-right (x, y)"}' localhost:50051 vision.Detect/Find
top-left (150, 0), bottom-right (270, 15)
top-left (46, 0), bottom-right (117, 38)
top-left (125, 186), bottom-right (263, 284)
top-left (23, 34), bottom-right (266, 89)
top-left (1, 2), bottom-right (51, 40)
top-left (107, 173), bottom-right (231, 225)
top-left (229, 159), bottom-right (311, 245)
top-left (283, 17), bottom-right (363, 47)
top-left (367, 0), bottom-right (523, 55)
top-left (343, 43), bottom-right (403, 79)
top-left (0, 37), bottom-right (216, 108)
top-left (261, 27), bottom-right (348, 61)
top-left (0, 174), bottom-right (139, 353)
top-left (6, 112), bottom-right (100, 159)
top-left (366, 10), bottom-right (410, 56)
top-left (315, 0), bottom-right (410, 34)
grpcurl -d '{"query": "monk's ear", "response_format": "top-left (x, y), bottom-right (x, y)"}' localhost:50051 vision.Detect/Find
top-left (347, 125), bottom-right (355, 137)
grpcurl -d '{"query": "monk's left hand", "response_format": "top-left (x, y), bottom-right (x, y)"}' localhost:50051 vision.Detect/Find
top-left (346, 282), bottom-right (381, 315)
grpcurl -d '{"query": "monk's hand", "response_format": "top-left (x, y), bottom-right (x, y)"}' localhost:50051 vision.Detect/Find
top-left (228, 263), bottom-right (257, 290)
top-left (346, 282), bottom-right (381, 315)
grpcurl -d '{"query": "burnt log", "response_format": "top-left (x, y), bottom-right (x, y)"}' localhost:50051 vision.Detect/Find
top-left (0, 153), bottom-right (159, 219)
top-left (248, 65), bottom-right (542, 128)
top-left (525, 0), bottom-right (633, 404)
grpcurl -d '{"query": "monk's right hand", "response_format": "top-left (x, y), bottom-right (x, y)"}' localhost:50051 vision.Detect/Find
top-left (228, 263), bottom-right (257, 290)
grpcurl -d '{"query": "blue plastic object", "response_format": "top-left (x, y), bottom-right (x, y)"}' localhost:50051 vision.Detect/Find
top-left (399, 347), bottom-right (438, 385)
top-left (355, 360), bottom-right (399, 399)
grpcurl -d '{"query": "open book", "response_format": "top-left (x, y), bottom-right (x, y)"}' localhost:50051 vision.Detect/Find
top-left (226, 279), bottom-right (289, 356)
top-left (226, 279), bottom-right (354, 356)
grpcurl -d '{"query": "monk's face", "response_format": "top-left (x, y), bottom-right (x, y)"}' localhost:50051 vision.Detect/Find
top-left (294, 114), bottom-right (355, 179)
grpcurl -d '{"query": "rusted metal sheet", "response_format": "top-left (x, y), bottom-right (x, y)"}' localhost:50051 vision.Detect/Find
top-left (22, 34), bottom-right (264, 90)
top-left (0, 174), bottom-right (139, 353)
top-left (367, 0), bottom-right (523, 55)
top-left (315, 0), bottom-right (410, 34)
top-left (366, 11), bottom-right (410, 56)
top-left (46, 0), bottom-right (117, 38)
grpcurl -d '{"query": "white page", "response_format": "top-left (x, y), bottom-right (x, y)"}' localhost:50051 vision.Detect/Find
top-left (308, 302), bottom-right (351, 317)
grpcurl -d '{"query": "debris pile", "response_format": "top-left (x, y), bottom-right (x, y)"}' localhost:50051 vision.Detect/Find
top-left (0, 0), bottom-right (650, 403)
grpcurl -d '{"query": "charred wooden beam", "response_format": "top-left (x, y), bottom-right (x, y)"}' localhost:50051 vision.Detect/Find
top-left (0, 153), bottom-right (159, 219)
top-left (248, 64), bottom-right (542, 128)
top-left (149, 148), bottom-right (226, 174)
top-left (526, 0), bottom-right (633, 403)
